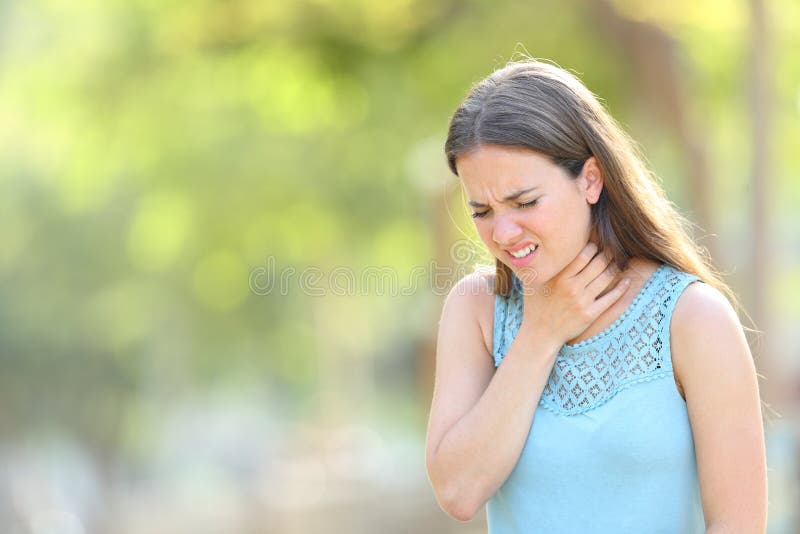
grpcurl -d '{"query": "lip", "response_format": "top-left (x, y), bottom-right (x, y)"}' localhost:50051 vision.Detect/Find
top-left (505, 242), bottom-right (538, 268)
top-left (505, 241), bottom-right (538, 254)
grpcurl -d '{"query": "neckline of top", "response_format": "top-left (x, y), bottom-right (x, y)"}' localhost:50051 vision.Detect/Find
top-left (551, 262), bottom-right (668, 350)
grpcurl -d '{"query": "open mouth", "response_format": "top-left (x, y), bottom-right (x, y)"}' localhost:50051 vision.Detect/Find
top-left (508, 244), bottom-right (537, 259)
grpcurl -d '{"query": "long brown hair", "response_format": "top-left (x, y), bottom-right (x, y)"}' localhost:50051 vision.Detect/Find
top-left (444, 58), bottom-right (740, 311)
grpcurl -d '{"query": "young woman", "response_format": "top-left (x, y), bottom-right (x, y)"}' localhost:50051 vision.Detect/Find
top-left (425, 59), bottom-right (767, 532)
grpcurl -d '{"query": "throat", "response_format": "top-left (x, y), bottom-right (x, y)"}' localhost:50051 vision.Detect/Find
top-left (564, 259), bottom-right (659, 347)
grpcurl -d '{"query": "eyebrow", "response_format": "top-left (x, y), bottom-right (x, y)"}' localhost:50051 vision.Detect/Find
top-left (467, 187), bottom-right (539, 208)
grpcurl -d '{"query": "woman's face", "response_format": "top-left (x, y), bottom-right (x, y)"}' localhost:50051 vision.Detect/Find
top-left (456, 144), bottom-right (603, 286)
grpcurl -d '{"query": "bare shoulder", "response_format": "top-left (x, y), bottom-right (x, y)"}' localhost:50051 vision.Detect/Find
top-left (445, 270), bottom-right (496, 306)
top-left (442, 271), bottom-right (496, 354)
top-left (671, 281), bottom-right (751, 387)
top-left (671, 281), bottom-right (740, 338)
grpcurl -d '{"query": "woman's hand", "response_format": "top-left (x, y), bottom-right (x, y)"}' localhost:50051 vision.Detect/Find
top-left (516, 242), bottom-right (631, 347)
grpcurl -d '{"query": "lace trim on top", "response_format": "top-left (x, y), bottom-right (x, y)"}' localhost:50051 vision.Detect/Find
top-left (492, 264), bottom-right (701, 415)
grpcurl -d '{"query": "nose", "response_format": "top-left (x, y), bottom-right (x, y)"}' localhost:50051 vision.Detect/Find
top-left (492, 211), bottom-right (523, 247)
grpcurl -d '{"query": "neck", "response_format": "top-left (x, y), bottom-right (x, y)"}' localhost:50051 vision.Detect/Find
top-left (598, 257), bottom-right (652, 299)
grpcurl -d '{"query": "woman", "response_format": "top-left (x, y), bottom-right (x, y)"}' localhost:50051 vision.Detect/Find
top-left (424, 59), bottom-right (767, 532)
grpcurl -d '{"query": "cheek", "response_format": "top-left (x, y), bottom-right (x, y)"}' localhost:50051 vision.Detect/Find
top-left (552, 202), bottom-right (593, 248)
top-left (528, 204), bottom-right (557, 236)
top-left (539, 198), bottom-right (591, 245)
top-left (473, 220), bottom-right (495, 246)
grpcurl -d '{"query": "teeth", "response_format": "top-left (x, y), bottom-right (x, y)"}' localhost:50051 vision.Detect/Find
top-left (510, 245), bottom-right (536, 258)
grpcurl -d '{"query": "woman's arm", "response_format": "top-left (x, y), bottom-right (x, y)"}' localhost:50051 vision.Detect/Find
top-left (425, 243), bottom-right (629, 521)
top-left (425, 272), bottom-right (562, 521)
top-left (671, 283), bottom-right (768, 533)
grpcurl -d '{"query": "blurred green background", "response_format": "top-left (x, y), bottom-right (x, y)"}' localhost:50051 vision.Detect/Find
top-left (0, 0), bottom-right (797, 532)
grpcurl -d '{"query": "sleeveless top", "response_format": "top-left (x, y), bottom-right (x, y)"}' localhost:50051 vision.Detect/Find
top-left (487, 263), bottom-right (706, 533)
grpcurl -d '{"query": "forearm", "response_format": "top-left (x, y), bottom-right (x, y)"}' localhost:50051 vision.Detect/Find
top-left (428, 326), bottom-right (561, 519)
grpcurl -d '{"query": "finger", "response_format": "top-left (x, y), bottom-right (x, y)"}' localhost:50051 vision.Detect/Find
top-left (561, 242), bottom-right (599, 280)
top-left (588, 277), bottom-right (631, 316)
top-left (585, 265), bottom-right (618, 298)
top-left (576, 250), bottom-right (615, 287)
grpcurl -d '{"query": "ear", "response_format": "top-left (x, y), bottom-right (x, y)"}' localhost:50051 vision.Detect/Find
top-left (580, 156), bottom-right (604, 204)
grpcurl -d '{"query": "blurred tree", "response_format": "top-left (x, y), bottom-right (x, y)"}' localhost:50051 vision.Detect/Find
top-left (0, 5), bottom-right (796, 531)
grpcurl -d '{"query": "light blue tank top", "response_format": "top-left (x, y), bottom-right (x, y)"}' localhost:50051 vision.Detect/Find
top-left (488, 263), bottom-right (706, 533)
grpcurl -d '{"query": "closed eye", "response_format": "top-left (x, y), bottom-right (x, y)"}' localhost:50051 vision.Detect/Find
top-left (471, 210), bottom-right (489, 219)
top-left (472, 198), bottom-right (538, 219)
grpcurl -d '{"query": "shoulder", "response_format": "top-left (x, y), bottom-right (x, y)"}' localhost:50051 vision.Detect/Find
top-left (671, 280), bottom-right (740, 338)
top-left (441, 271), bottom-right (496, 353)
top-left (448, 270), bottom-right (496, 299)
top-left (443, 270), bottom-right (496, 321)
top-left (670, 280), bottom-right (751, 387)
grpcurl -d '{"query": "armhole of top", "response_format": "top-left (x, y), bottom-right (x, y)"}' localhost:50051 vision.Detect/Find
top-left (661, 276), bottom-right (703, 371)
top-left (491, 293), bottom-right (505, 368)
top-left (469, 271), bottom-right (498, 368)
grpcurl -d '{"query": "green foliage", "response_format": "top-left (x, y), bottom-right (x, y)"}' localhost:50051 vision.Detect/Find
top-left (0, 0), bottom-right (797, 456)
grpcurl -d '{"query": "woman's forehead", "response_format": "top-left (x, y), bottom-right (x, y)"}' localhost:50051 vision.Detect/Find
top-left (457, 145), bottom-right (559, 181)
top-left (458, 152), bottom-right (566, 197)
